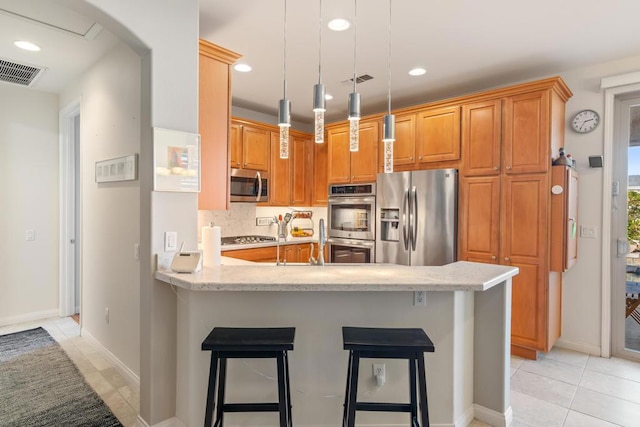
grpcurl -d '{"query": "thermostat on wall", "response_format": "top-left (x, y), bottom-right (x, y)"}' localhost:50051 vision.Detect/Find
top-left (588, 155), bottom-right (603, 168)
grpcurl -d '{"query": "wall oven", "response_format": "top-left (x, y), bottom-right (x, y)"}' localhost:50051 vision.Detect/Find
top-left (327, 183), bottom-right (375, 263)
top-left (230, 168), bottom-right (268, 203)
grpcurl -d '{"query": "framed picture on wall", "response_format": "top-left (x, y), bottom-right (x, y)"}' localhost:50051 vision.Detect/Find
top-left (153, 127), bottom-right (201, 192)
top-left (95, 154), bottom-right (138, 183)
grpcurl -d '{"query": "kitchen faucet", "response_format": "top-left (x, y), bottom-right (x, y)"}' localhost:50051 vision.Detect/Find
top-left (310, 218), bottom-right (326, 266)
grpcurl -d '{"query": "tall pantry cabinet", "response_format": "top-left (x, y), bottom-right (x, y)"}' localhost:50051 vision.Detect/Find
top-left (458, 78), bottom-right (573, 359)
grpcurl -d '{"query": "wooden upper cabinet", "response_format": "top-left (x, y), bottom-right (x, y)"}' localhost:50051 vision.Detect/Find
top-left (328, 126), bottom-right (351, 184)
top-left (503, 90), bottom-right (550, 174)
top-left (230, 122), bottom-right (242, 169)
top-left (312, 138), bottom-right (328, 206)
top-left (461, 100), bottom-right (502, 176)
top-left (350, 121), bottom-right (379, 183)
top-left (416, 106), bottom-right (461, 164)
top-left (392, 114), bottom-right (417, 166)
top-left (550, 166), bottom-right (578, 272)
top-left (198, 39), bottom-right (241, 210)
top-left (458, 175), bottom-right (501, 264)
top-left (269, 131), bottom-right (290, 206)
top-left (241, 125), bottom-right (270, 171)
top-left (291, 134), bottom-right (312, 206)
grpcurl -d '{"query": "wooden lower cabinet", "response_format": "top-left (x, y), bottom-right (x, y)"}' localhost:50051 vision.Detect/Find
top-left (222, 243), bottom-right (321, 264)
top-left (221, 246), bottom-right (277, 262)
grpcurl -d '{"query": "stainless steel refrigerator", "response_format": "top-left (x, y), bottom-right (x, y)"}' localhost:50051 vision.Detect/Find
top-left (376, 169), bottom-right (457, 266)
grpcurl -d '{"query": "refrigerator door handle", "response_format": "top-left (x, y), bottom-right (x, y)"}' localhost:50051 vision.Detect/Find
top-left (403, 188), bottom-right (410, 250)
top-left (411, 185), bottom-right (418, 251)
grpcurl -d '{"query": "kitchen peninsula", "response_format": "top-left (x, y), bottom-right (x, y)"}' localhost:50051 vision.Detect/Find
top-left (155, 259), bottom-right (517, 427)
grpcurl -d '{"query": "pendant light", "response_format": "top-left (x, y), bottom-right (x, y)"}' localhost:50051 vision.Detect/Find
top-left (348, 0), bottom-right (360, 152)
top-left (313, 0), bottom-right (326, 144)
top-left (278, 0), bottom-right (291, 159)
top-left (383, 0), bottom-right (395, 173)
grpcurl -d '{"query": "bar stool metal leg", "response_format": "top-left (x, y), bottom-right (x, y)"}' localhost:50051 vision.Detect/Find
top-left (346, 350), bottom-right (360, 427)
top-left (276, 352), bottom-right (289, 427)
top-left (409, 355), bottom-right (418, 426)
top-left (204, 351), bottom-right (219, 427)
top-left (213, 357), bottom-right (227, 427)
top-left (417, 353), bottom-right (430, 427)
top-left (342, 350), bottom-right (353, 427)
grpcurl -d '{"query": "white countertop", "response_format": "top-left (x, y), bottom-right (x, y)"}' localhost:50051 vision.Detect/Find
top-left (154, 258), bottom-right (518, 292)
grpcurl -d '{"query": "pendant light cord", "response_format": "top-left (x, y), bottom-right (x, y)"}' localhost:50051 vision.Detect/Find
top-left (283, 0), bottom-right (287, 98)
top-left (387, 0), bottom-right (392, 114)
top-left (318, 0), bottom-right (322, 84)
top-left (352, 0), bottom-right (357, 93)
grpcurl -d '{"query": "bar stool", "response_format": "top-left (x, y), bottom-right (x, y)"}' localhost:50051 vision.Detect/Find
top-left (341, 327), bottom-right (435, 427)
top-left (201, 327), bottom-right (295, 427)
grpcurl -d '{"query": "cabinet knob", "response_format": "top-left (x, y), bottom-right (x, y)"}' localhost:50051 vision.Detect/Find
top-left (491, 255), bottom-right (497, 260)
top-left (493, 166), bottom-right (499, 170)
top-left (419, 156), bottom-right (423, 160)
top-left (505, 165), bottom-right (512, 170)
top-left (352, 176), bottom-right (355, 179)
top-left (504, 257), bottom-right (510, 262)
top-left (410, 157), bottom-right (414, 161)
top-left (244, 162), bottom-right (247, 166)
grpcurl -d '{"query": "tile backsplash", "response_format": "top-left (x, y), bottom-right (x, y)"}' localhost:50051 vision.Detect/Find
top-left (198, 203), bottom-right (328, 242)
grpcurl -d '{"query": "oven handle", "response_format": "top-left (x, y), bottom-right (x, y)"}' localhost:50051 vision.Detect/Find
top-left (255, 171), bottom-right (262, 202)
top-left (327, 238), bottom-right (375, 249)
top-left (327, 196), bottom-right (376, 205)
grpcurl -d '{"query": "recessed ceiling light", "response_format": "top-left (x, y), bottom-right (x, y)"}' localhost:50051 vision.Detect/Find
top-left (325, 93), bottom-right (333, 101)
top-left (234, 63), bottom-right (252, 72)
top-left (328, 18), bottom-right (351, 31)
top-left (409, 67), bottom-right (427, 76)
top-left (14, 41), bottom-right (41, 52)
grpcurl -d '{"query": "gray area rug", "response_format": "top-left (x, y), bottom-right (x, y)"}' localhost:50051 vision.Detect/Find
top-left (0, 327), bottom-right (123, 427)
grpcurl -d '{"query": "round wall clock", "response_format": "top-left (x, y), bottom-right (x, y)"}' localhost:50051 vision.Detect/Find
top-left (571, 109), bottom-right (600, 133)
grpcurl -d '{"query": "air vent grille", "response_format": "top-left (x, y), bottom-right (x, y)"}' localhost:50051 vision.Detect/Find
top-left (0, 58), bottom-right (46, 87)
top-left (341, 74), bottom-right (374, 85)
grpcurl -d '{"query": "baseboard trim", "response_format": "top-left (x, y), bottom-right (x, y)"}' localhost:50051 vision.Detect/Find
top-left (137, 416), bottom-right (186, 427)
top-left (554, 338), bottom-right (602, 356)
top-left (81, 327), bottom-right (140, 390)
top-left (474, 403), bottom-right (512, 427)
top-left (454, 405), bottom-right (476, 427)
top-left (0, 309), bottom-right (59, 327)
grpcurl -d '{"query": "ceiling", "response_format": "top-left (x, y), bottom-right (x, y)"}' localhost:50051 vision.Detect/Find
top-left (200, 0), bottom-right (640, 124)
top-left (2, 0), bottom-right (640, 126)
top-left (0, 0), bottom-right (118, 93)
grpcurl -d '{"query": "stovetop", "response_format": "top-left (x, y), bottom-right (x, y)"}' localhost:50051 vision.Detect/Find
top-left (221, 235), bottom-right (276, 246)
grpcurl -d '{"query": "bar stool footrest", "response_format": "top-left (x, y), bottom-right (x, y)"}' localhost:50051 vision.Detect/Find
top-left (223, 402), bottom-right (281, 412)
top-left (356, 402), bottom-right (412, 412)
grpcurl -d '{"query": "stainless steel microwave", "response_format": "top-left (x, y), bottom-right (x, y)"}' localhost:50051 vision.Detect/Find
top-left (230, 168), bottom-right (268, 203)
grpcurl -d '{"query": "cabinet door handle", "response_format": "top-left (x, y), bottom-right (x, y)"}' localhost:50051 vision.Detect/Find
top-left (410, 156), bottom-right (414, 161)
top-left (419, 156), bottom-right (423, 160)
top-left (352, 176), bottom-right (355, 179)
top-left (491, 255), bottom-right (497, 260)
top-left (493, 166), bottom-right (499, 170)
top-left (505, 165), bottom-right (511, 170)
top-left (504, 257), bottom-right (510, 261)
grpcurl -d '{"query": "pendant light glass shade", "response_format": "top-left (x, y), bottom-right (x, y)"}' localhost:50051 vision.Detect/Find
top-left (313, 83), bottom-right (325, 143)
top-left (348, 92), bottom-right (361, 152)
top-left (383, 113), bottom-right (395, 173)
top-left (278, 98), bottom-right (291, 159)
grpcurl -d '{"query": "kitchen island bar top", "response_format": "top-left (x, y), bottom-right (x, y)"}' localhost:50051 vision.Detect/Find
top-left (155, 259), bottom-right (518, 292)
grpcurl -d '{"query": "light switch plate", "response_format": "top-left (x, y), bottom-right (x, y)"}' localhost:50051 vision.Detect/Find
top-left (580, 226), bottom-right (597, 239)
top-left (164, 231), bottom-right (178, 251)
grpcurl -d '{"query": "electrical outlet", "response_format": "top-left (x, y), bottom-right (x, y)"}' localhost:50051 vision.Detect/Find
top-left (373, 363), bottom-right (386, 387)
top-left (134, 243), bottom-right (140, 260)
top-left (414, 291), bottom-right (426, 306)
top-left (580, 226), bottom-right (597, 239)
top-left (105, 308), bottom-right (110, 324)
top-left (25, 229), bottom-right (35, 241)
top-left (256, 217), bottom-right (275, 226)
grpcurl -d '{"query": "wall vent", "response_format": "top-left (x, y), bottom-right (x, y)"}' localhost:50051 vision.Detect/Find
top-left (341, 73), bottom-right (374, 86)
top-left (0, 58), bottom-right (46, 87)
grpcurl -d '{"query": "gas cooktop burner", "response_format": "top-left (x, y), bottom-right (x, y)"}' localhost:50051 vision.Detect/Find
top-left (221, 235), bottom-right (277, 245)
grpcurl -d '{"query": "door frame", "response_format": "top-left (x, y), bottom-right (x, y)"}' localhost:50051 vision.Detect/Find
top-left (601, 72), bottom-right (640, 358)
top-left (59, 98), bottom-right (81, 318)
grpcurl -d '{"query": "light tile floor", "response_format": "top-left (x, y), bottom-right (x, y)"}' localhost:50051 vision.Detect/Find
top-left (3, 317), bottom-right (640, 426)
top-left (0, 317), bottom-right (140, 427)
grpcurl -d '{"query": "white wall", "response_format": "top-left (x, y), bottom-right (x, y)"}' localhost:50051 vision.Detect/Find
top-left (558, 55), bottom-right (640, 354)
top-left (0, 84), bottom-right (59, 325)
top-left (60, 42), bottom-right (142, 375)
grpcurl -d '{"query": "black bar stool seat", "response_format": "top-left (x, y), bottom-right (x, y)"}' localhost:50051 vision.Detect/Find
top-left (342, 327), bottom-right (435, 427)
top-left (202, 327), bottom-right (295, 427)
